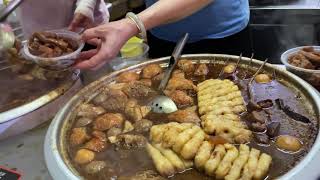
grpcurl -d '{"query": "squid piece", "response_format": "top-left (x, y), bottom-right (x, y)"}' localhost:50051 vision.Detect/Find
top-left (180, 130), bottom-right (206, 160)
top-left (195, 141), bottom-right (214, 170)
top-left (153, 144), bottom-right (186, 172)
top-left (172, 125), bottom-right (201, 153)
top-left (253, 153), bottom-right (272, 180)
top-left (146, 143), bottom-right (175, 177)
top-left (215, 144), bottom-right (239, 179)
top-left (240, 148), bottom-right (261, 180)
top-left (204, 144), bottom-right (226, 176)
top-left (225, 144), bottom-right (250, 180)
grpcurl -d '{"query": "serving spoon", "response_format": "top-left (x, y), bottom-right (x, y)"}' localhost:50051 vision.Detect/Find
top-left (150, 33), bottom-right (189, 114)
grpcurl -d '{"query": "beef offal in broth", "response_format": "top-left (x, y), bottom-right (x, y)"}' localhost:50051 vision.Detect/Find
top-left (66, 62), bottom-right (318, 180)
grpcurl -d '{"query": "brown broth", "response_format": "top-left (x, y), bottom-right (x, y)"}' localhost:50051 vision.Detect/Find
top-left (67, 63), bottom-right (318, 180)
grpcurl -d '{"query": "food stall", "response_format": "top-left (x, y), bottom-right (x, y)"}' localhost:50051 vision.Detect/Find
top-left (1, 0), bottom-right (320, 180)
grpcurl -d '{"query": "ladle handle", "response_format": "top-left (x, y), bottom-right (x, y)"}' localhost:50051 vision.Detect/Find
top-left (158, 33), bottom-right (189, 91)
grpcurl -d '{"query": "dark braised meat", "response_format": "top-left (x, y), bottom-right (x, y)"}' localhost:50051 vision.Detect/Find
top-left (77, 103), bottom-right (106, 119)
top-left (288, 53), bottom-right (315, 69)
top-left (84, 138), bottom-right (108, 152)
top-left (266, 122), bottom-right (280, 138)
top-left (116, 71), bottom-right (140, 83)
top-left (111, 134), bottom-right (147, 149)
top-left (28, 31), bottom-right (77, 58)
top-left (93, 113), bottom-right (124, 131)
top-left (164, 90), bottom-right (194, 108)
top-left (125, 99), bottom-right (151, 122)
top-left (194, 64), bottom-right (209, 76)
top-left (254, 133), bottom-right (270, 144)
top-left (93, 87), bottom-right (128, 112)
top-left (177, 59), bottom-right (195, 74)
top-left (134, 119), bottom-right (153, 133)
top-left (167, 106), bottom-right (201, 124)
top-left (69, 127), bottom-right (90, 146)
top-left (166, 77), bottom-right (197, 92)
top-left (123, 82), bottom-right (157, 99)
top-left (141, 64), bottom-right (163, 79)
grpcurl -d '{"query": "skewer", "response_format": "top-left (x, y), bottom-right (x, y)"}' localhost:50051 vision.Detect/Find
top-left (244, 53), bottom-right (254, 79)
top-left (217, 58), bottom-right (230, 79)
top-left (0, 65), bottom-right (16, 71)
top-left (249, 58), bottom-right (268, 84)
top-left (233, 53), bottom-right (242, 73)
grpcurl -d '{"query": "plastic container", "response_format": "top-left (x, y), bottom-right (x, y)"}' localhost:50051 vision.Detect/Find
top-left (281, 46), bottom-right (320, 90)
top-left (110, 42), bottom-right (149, 70)
top-left (22, 29), bottom-right (84, 71)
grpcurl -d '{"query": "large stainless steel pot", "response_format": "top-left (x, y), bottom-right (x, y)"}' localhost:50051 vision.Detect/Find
top-left (0, 70), bottom-right (82, 140)
top-left (44, 54), bottom-right (320, 180)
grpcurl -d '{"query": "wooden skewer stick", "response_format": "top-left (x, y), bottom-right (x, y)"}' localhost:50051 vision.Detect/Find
top-left (217, 58), bottom-right (230, 79)
top-left (249, 58), bottom-right (268, 84)
top-left (244, 53), bottom-right (254, 79)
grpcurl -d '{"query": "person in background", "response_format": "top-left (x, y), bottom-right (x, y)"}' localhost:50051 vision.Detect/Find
top-left (18, 0), bottom-right (109, 38)
top-left (75, 0), bottom-right (251, 70)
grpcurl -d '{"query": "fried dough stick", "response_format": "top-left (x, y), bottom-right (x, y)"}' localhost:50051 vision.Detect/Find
top-left (194, 141), bottom-right (214, 170)
top-left (215, 144), bottom-right (239, 179)
top-left (180, 130), bottom-right (206, 159)
top-left (172, 125), bottom-right (201, 153)
top-left (225, 144), bottom-right (250, 180)
top-left (240, 148), bottom-right (260, 180)
top-left (204, 144), bottom-right (226, 176)
top-left (253, 153), bottom-right (272, 180)
top-left (153, 143), bottom-right (186, 172)
top-left (146, 143), bottom-right (175, 177)
top-left (162, 123), bottom-right (193, 148)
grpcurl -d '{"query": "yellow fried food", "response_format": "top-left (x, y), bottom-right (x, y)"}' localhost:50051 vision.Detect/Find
top-left (198, 79), bottom-right (250, 144)
top-left (172, 125), bottom-right (201, 153)
top-left (199, 97), bottom-right (244, 115)
top-left (204, 144), bottom-right (226, 176)
top-left (225, 144), bottom-right (250, 180)
top-left (180, 130), bottom-right (206, 160)
top-left (195, 141), bottom-right (214, 170)
top-left (215, 144), bottom-right (239, 179)
top-left (240, 148), bottom-right (261, 180)
top-left (148, 122), bottom-right (272, 179)
top-left (153, 143), bottom-right (186, 172)
top-left (253, 153), bottom-right (272, 180)
top-left (146, 143), bottom-right (175, 177)
top-left (202, 117), bottom-right (251, 144)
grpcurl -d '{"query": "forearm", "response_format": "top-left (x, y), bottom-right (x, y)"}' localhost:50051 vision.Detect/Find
top-left (138, 0), bottom-right (214, 30)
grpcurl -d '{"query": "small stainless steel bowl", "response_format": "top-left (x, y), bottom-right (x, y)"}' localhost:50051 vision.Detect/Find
top-left (281, 46), bottom-right (320, 90)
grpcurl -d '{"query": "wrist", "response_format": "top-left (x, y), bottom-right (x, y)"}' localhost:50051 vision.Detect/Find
top-left (121, 18), bottom-right (140, 39)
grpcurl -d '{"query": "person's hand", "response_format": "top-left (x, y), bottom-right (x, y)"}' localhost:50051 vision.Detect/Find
top-left (68, 13), bottom-right (94, 32)
top-left (74, 19), bottom-right (139, 70)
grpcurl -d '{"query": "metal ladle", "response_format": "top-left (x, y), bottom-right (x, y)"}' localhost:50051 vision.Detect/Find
top-left (150, 33), bottom-right (189, 114)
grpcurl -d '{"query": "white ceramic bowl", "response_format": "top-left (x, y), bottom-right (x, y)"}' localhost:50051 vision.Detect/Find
top-left (23, 29), bottom-right (84, 70)
top-left (281, 46), bottom-right (320, 87)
